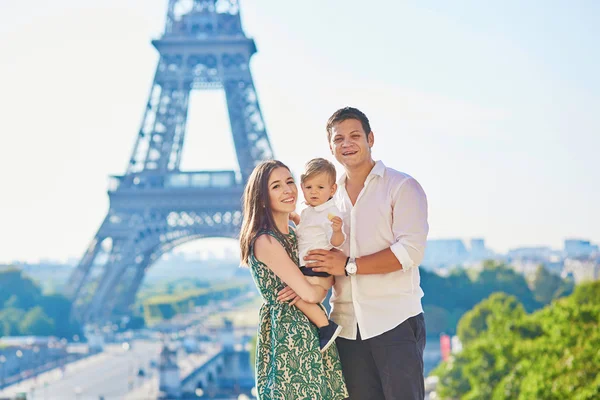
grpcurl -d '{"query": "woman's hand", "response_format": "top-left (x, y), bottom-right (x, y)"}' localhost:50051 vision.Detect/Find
top-left (277, 286), bottom-right (300, 306)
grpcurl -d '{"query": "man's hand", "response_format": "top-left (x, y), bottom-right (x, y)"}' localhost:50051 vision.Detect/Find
top-left (277, 286), bottom-right (300, 306)
top-left (330, 216), bottom-right (343, 232)
top-left (305, 248), bottom-right (347, 276)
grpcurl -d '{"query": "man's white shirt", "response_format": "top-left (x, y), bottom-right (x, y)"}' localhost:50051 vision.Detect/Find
top-left (296, 198), bottom-right (345, 266)
top-left (330, 160), bottom-right (429, 340)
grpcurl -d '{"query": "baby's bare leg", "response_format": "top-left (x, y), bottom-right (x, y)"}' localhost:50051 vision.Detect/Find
top-left (292, 276), bottom-right (334, 328)
top-left (306, 275), bottom-right (334, 292)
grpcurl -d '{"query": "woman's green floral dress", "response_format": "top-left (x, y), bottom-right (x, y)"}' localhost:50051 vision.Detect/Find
top-left (249, 229), bottom-right (348, 400)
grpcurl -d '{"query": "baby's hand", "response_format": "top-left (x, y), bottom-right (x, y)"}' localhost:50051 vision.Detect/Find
top-left (330, 216), bottom-right (343, 232)
top-left (289, 212), bottom-right (300, 225)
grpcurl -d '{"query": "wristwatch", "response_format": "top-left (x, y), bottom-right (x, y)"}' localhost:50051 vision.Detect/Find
top-left (345, 257), bottom-right (357, 276)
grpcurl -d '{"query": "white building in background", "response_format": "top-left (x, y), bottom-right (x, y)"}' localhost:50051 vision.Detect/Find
top-left (421, 239), bottom-right (469, 269)
top-left (510, 259), bottom-right (544, 277)
top-left (468, 238), bottom-right (495, 261)
top-left (422, 238), bottom-right (496, 270)
top-left (506, 246), bottom-right (557, 261)
top-left (564, 239), bottom-right (599, 258)
top-left (562, 256), bottom-right (600, 283)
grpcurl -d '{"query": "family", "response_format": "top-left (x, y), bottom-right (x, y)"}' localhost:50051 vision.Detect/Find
top-left (239, 107), bottom-right (429, 400)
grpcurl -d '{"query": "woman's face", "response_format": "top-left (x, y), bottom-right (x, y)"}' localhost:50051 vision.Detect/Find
top-left (267, 167), bottom-right (297, 215)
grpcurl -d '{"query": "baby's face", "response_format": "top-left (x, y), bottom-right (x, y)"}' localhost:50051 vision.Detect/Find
top-left (301, 173), bottom-right (336, 207)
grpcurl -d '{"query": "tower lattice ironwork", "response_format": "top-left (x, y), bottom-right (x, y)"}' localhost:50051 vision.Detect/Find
top-left (65, 0), bottom-right (273, 323)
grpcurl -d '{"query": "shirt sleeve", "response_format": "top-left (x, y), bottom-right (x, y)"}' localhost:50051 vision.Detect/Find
top-left (389, 177), bottom-right (429, 271)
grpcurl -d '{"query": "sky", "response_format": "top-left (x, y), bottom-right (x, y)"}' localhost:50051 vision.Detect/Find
top-left (1, 0), bottom-right (599, 263)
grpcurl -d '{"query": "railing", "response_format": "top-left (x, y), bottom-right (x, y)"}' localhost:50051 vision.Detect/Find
top-left (108, 170), bottom-right (241, 191)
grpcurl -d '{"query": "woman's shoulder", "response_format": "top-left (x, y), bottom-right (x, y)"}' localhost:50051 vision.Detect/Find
top-left (255, 228), bottom-right (296, 250)
top-left (254, 232), bottom-right (277, 247)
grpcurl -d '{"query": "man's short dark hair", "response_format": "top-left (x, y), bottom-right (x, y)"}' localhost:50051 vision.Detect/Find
top-left (326, 107), bottom-right (372, 143)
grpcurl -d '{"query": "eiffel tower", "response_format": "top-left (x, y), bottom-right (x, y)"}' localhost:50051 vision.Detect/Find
top-left (65, 0), bottom-right (274, 323)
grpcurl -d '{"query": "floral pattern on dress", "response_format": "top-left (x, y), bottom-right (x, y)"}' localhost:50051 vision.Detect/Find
top-left (249, 229), bottom-right (347, 400)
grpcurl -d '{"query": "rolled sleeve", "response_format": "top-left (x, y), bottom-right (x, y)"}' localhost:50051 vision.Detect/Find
top-left (391, 241), bottom-right (415, 271)
top-left (390, 177), bottom-right (429, 271)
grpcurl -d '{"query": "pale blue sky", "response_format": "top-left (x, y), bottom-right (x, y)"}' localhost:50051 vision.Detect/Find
top-left (1, 0), bottom-right (598, 263)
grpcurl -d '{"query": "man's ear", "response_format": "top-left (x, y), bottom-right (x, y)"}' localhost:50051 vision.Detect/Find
top-left (368, 131), bottom-right (375, 148)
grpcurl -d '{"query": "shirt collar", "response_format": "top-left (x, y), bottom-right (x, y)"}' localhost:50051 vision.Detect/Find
top-left (312, 197), bottom-right (336, 212)
top-left (337, 160), bottom-right (385, 187)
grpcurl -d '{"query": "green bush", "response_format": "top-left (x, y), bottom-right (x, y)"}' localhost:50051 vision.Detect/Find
top-left (433, 281), bottom-right (600, 399)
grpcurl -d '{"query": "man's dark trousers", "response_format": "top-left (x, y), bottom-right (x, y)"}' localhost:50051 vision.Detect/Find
top-left (336, 313), bottom-right (427, 400)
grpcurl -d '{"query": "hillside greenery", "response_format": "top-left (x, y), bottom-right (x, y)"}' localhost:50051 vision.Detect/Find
top-left (141, 281), bottom-right (252, 325)
top-left (432, 280), bottom-right (600, 399)
top-left (420, 261), bottom-right (573, 337)
top-left (0, 267), bottom-right (81, 338)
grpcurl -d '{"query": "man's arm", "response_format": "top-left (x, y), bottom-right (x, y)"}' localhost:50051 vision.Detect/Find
top-left (306, 177), bottom-right (428, 276)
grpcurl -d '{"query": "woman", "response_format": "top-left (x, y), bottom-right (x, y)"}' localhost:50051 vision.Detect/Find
top-left (239, 160), bottom-right (347, 400)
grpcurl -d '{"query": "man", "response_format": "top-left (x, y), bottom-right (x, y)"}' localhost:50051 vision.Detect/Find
top-left (305, 107), bottom-right (429, 399)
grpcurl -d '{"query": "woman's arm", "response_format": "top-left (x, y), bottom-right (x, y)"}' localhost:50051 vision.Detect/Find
top-left (254, 234), bottom-right (323, 303)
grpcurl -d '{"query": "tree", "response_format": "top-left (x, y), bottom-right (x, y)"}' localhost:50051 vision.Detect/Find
top-left (40, 293), bottom-right (80, 338)
top-left (0, 268), bottom-right (42, 309)
top-left (0, 307), bottom-right (25, 336)
top-left (530, 265), bottom-right (573, 304)
top-left (19, 306), bottom-right (55, 336)
top-left (434, 281), bottom-right (600, 399)
top-left (456, 292), bottom-right (525, 345)
top-left (473, 262), bottom-right (539, 312)
top-left (423, 305), bottom-right (451, 336)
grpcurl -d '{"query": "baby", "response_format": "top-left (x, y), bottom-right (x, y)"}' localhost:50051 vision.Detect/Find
top-left (292, 158), bottom-right (345, 290)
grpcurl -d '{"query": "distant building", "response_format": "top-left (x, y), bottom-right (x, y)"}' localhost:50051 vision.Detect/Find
top-left (510, 259), bottom-right (543, 277)
top-left (506, 246), bottom-right (557, 261)
top-left (469, 238), bottom-right (486, 254)
top-left (422, 239), bottom-right (469, 269)
top-left (564, 239), bottom-right (599, 258)
top-left (467, 238), bottom-right (496, 262)
top-left (562, 256), bottom-right (600, 283)
top-left (422, 238), bottom-right (496, 270)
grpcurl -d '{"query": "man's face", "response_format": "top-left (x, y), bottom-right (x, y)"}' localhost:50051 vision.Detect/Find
top-left (329, 119), bottom-right (374, 170)
top-left (301, 173), bottom-right (337, 207)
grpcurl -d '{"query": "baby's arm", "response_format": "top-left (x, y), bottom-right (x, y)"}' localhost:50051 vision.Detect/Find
top-left (329, 216), bottom-right (345, 247)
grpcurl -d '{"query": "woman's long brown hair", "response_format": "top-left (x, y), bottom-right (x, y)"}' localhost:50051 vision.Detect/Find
top-left (239, 160), bottom-right (292, 266)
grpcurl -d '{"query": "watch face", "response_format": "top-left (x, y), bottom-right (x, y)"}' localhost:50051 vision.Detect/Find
top-left (347, 262), bottom-right (357, 274)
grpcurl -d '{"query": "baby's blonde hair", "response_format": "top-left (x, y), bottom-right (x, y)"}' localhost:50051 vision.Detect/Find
top-left (300, 158), bottom-right (336, 185)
